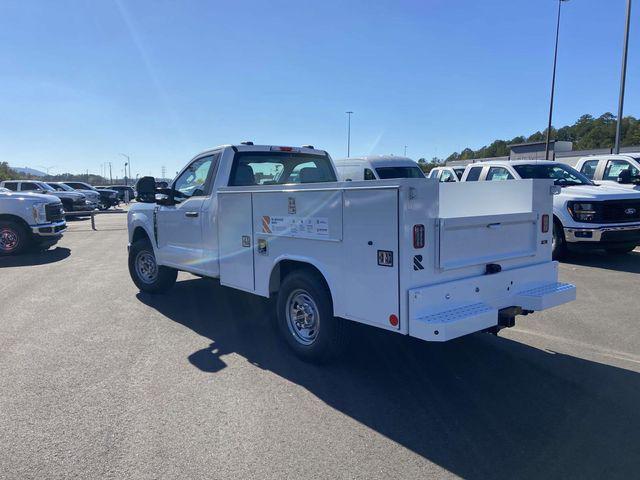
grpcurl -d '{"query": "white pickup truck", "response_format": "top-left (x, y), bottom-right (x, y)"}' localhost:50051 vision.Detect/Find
top-left (461, 160), bottom-right (640, 256)
top-left (573, 153), bottom-right (640, 190)
top-left (0, 189), bottom-right (66, 255)
top-left (127, 144), bottom-right (575, 361)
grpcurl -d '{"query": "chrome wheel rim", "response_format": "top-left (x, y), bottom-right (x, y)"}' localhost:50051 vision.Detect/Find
top-left (285, 289), bottom-right (320, 346)
top-left (135, 250), bottom-right (158, 284)
top-left (0, 228), bottom-right (19, 252)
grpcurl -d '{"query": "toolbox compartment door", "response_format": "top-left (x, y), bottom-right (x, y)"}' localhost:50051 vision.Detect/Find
top-left (438, 212), bottom-right (538, 271)
top-left (218, 192), bottom-right (255, 292)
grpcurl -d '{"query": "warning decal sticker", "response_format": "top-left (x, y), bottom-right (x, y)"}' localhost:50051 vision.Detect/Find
top-left (261, 216), bottom-right (329, 239)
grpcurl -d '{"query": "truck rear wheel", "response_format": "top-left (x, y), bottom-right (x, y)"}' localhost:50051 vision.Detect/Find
top-left (0, 220), bottom-right (30, 256)
top-left (276, 270), bottom-right (347, 363)
top-left (128, 238), bottom-right (177, 293)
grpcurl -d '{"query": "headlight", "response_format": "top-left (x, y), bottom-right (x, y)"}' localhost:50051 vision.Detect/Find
top-left (32, 202), bottom-right (47, 223)
top-left (568, 202), bottom-right (597, 222)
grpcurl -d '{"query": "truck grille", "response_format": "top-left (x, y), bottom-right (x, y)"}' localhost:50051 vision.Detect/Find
top-left (600, 200), bottom-right (640, 223)
top-left (45, 203), bottom-right (64, 222)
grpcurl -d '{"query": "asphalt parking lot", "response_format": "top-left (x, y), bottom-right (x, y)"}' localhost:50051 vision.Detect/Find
top-left (1, 213), bottom-right (639, 480)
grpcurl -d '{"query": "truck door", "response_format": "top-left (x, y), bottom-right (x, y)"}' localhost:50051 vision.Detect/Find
top-left (156, 154), bottom-right (218, 269)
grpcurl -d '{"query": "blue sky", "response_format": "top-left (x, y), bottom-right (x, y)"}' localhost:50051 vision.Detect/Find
top-left (1, 0), bottom-right (638, 178)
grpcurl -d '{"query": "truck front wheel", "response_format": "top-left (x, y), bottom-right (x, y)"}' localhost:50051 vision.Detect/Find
top-left (276, 270), bottom-right (347, 363)
top-left (0, 220), bottom-right (30, 256)
top-left (552, 220), bottom-right (567, 260)
top-left (128, 239), bottom-right (177, 293)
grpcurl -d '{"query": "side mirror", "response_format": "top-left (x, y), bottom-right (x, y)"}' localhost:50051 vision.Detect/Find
top-left (618, 169), bottom-right (632, 184)
top-left (136, 176), bottom-right (157, 203)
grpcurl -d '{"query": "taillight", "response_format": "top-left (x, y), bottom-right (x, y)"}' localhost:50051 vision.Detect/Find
top-left (270, 146), bottom-right (298, 152)
top-left (541, 214), bottom-right (549, 233)
top-left (413, 224), bottom-right (425, 248)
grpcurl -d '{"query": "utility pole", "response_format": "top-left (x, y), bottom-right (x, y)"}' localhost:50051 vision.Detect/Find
top-left (109, 162), bottom-right (113, 184)
top-left (404, 146), bottom-right (407, 156)
top-left (615, 0), bottom-right (632, 154)
top-left (346, 111), bottom-right (353, 157)
top-left (545, 0), bottom-right (570, 160)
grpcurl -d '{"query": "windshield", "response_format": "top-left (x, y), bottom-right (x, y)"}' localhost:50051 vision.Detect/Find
top-left (512, 164), bottom-right (593, 186)
top-left (37, 182), bottom-right (56, 192)
top-left (49, 183), bottom-right (73, 191)
top-left (67, 182), bottom-right (94, 191)
top-left (375, 166), bottom-right (425, 179)
top-left (229, 152), bottom-right (337, 186)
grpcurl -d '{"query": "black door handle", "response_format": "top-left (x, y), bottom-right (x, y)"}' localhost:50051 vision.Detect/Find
top-left (185, 211), bottom-right (199, 218)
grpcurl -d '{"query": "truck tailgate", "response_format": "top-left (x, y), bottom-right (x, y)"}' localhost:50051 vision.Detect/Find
top-left (437, 212), bottom-right (538, 270)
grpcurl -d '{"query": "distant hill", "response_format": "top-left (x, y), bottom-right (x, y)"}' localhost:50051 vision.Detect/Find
top-left (10, 166), bottom-right (46, 177)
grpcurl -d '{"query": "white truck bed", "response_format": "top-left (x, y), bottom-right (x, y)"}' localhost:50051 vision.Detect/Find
top-left (217, 178), bottom-right (575, 341)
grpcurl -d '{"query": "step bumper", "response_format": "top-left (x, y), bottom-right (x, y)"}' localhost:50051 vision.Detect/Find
top-left (408, 262), bottom-right (576, 342)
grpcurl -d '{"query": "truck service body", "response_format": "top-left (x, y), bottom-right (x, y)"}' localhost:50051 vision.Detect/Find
top-left (128, 144), bottom-right (575, 361)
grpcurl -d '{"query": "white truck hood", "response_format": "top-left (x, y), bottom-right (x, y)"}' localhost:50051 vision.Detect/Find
top-left (557, 184), bottom-right (640, 201)
top-left (0, 191), bottom-right (61, 204)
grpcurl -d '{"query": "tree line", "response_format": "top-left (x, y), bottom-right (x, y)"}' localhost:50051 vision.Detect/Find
top-left (445, 113), bottom-right (640, 162)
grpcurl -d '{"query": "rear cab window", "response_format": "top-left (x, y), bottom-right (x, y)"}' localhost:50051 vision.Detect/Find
top-left (228, 151), bottom-right (337, 186)
top-left (486, 166), bottom-right (514, 181)
top-left (375, 166), bottom-right (425, 179)
top-left (579, 160), bottom-right (599, 179)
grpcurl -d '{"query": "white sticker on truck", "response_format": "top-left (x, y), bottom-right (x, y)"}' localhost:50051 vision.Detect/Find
top-left (262, 215), bottom-right (329, 239)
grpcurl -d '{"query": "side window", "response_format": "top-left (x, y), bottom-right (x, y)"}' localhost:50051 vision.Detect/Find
top-left (603, 160), bottom-right (639, 181)
top-left (440, 170), bottom-right (455, 182)
top-left (429, 170), bottom-right (439, 179)
top-left (486, 167), bottom-right (514, 181)
top-left (465, 166), bottom-right (483, 181)
top-left (579, 160), bottom-right (599, 180)
top-left (20, 182), bottom-right (38, 191)
top-left (3, 182), bottom-right (18, 191)
top-left (173, 154), bottom-right (217, 199)
top-left (364, 168), bottom-right (376, 181)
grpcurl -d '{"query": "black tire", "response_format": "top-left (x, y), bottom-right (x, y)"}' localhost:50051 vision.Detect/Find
top-left (605, 244), bottom-right (636, 255)
top-left (128, 238), bottom-right (177, 293)
top-left (552, 220), bottom-right (567, 260)
top-left (276, 270), bottom-right (347, 363)
top-left (62, 199), bottom-right (73, 213)
top-left (0, 220), bottom-right (30, 256)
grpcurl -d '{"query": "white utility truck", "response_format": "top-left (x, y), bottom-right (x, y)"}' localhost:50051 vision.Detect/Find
top-left (128, 144), bottom-right (575, 362)
top-left (334, 155), bottom-right (425, 181)
top-left (461, 160), bottom-right (640, 256)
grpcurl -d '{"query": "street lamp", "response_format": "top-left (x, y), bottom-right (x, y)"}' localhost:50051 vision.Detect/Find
top-left (615, 0), bottom-right (633, 154)
top-left (545, 0), bottom-right (570, 161)
top-left (119, 153), bottom-right (131, 185)
top-left (37, 165), bottom-right (56, 176)
top-left (346, 111), bottom-right (353, 157)
top-left (404, 146), bottom-right (408, 156)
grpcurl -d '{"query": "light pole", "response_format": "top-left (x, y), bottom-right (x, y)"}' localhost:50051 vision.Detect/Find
top-left (37, 165), bottom-right (56, 177)
top-left (119, 153), bottom-right (130, 185)
top-left (404, 146), bottom-right (407, 156)
top-left (615, 0), bottom-right (632, 154)
top-left (545, 0), bottom-right (570, 160)
top-left (346, 111), bottom-right (353, 157)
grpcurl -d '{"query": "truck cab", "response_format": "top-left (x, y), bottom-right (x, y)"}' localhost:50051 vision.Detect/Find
top-left (461, 160), bottom-right (640, 256)
top-left (128, 144), bottom-right (575, 362)
top-left (334, 156), bottom-right (425, 181)
top-left (428, 166), bottom-right (465, 182)
top-left (573, 153), bottom-right (640, 191)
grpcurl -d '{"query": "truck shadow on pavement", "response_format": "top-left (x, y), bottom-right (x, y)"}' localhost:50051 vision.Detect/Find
top-left (0, 247), bottom-right (70, 268)
top-left (137, 277), bottom-right (640, 480)
top-left (562, 250), bottom-right (640, 274)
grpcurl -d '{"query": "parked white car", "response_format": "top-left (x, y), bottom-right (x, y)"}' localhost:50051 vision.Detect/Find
top-left (461, 160), bottom-right (640, 256)
top-left (127, 143), bottom-right (575, 362)
top-left (0, 189), bottom-right (66, 255)
top-left (428, 166), bottom-right (465, 182)
top-left (334, 155), bottom-right (425, 181)
top-left (573, 153), bottom-right (640, 191)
